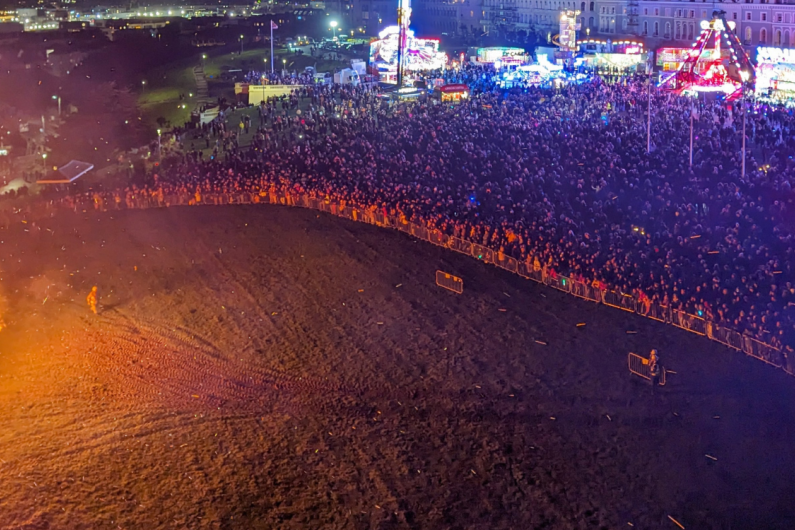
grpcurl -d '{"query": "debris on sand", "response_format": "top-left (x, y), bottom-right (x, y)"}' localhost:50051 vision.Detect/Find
top-left (498, 308), bottom-right (507, 312)
top-left (626, 330), bottom-right (638, 334)
top-left (534, 340), bottom-right (547, 345)
top-left (667, 515), bottom-right (685, 529)
top-left (705, 454), bottom-right (717, 461)
top-left (395, 283), bottom-right (402, 288)
top-left (576, 322), bottom-right (586, 327)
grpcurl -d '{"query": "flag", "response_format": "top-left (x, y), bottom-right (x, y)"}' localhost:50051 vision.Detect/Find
top-left (270, 21), bottom-right (278, 30)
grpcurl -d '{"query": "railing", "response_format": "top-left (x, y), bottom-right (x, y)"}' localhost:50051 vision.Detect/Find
top-left (3, 189), bottom-right (793, 378)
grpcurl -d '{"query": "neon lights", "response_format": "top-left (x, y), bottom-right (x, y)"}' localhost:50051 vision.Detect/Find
top-left (370, 27), bottom-right (447, 79)
top-left (755, 46), bottom-right (795, 105)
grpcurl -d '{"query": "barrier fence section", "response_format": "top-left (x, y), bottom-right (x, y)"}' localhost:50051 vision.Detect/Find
top-left (435, 271), bottom-right (464, 294)
top-left (5, 188), bottom-right (792, 379)
top-left (627, 352), bottom-right (667, 386)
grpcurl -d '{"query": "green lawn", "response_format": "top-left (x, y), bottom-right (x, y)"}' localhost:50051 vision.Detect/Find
top-left (139, 58), bottom-right (199, 132)
top-left (204, 49), bottom-right (274, 78)
top-left (203, 48), bottom-right (349, 79)
top-left (140, 62), bottom-right (197, 104)
top-left (137, 46), bottom-right (356, 137)
top-left (140, 101), bottom-right (193, 133)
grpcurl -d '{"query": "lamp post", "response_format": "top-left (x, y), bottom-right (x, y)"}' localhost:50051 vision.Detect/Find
top-left (330, 20), bottom-right (338, 41)
top-left (282, 58), bottom-right (287, 75)
top-left (141, 80), bottom-right (146, 94)
top-left (740, 70), bottom-right (750, 178)
top-left (240, 34), bottom-right (245, 55)
top-left (157, 128), bottom-right (162, 159)
top-left (52, 95), bottom-right (61, 116)
top-left (646, 67), bottom-right (651, 153)
top-left (689, 100), bottom-right (695, 168)
top-left (202, 53), bottom-right (207, 67)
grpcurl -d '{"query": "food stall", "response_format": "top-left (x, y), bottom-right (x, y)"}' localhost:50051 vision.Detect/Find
top-left (436, 84), bottom-right (469, 103)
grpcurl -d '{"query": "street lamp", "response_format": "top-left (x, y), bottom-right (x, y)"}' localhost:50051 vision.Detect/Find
top-left (740, 69), bottom-right (750, 178)
top-left (330, 20), bottom-right (338, 41)
top-left (141, 80), bottom-right (146, 94)
top-left (157, 128), bottom-right (162, 159)
top-left (52, 94), bottom-right (61, 116)
top-left (240, 34), bottom-right (245, 55)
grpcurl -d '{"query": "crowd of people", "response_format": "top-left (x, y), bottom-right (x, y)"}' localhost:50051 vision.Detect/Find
top-left (26, 65), bottom-right (795, 353)
top-left (244, 70), bottom-right (316, 86)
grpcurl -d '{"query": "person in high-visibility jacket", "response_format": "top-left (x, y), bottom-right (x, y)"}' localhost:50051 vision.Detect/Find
top-left (86, 286), bottom-right (98, 314)
top-left (649, 349), bottom-right (661, 387)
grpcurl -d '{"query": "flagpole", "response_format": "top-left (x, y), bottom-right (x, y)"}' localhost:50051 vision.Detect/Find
top-left (270, 22), bottom-right (274, 74)
top-left (646, 59), bottom-right (652, 154)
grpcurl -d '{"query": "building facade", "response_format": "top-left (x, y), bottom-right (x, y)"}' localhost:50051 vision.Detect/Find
top-left (635, 1), bottom-right (795, 48)
top-left (350, 0), bottom-right (397, 35)
top-left (475, 0), bottom-right (795, 49)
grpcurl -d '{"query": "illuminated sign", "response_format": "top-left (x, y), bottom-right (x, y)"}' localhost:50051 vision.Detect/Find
top-left (476, 47), bottom-right (527, 64)
top-left (757, 46), bottom-right (795, 65)
top-left (756, 46), bottom-right (795, 101)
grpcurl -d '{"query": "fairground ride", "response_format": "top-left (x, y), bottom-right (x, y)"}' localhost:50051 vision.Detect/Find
top-left (368, 0), bottom-right (448, 85)
top-left (659, 10), bottom-right (754, 101)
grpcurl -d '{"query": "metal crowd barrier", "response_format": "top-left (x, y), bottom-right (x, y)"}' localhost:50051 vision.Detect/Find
top-left (671, 310), bottom-right (707, 336)
top-left (627, 352), bottom-right (666, 386)
top-left (602, 291), bottom-right (638, 313)
top-left (435, 271), bottom-right (464, 294)
top-left (2, 188), bottom-right (791, 378)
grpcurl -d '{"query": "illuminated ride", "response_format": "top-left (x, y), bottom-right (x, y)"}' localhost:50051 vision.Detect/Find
top-left (552, 9), bottom-right (580, 53)
top-left (659, 10), bottom-right (754, 101)
top-left (498, 56), bottom-right (568, 88)
top-left (577, 39), bottom-right (647, 71)
top-left (369, 0), bottom-right (447, 84)
top-left (755, 47), bottom-right (795, 107)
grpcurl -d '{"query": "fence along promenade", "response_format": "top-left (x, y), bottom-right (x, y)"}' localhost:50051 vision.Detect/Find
top-left (6, 188), bottom-right (793, 378)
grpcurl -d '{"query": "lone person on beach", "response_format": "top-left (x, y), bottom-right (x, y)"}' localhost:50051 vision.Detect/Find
top-left (86, 286), bottom-right (98, 314)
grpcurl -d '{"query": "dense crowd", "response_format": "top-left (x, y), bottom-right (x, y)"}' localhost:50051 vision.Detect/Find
top-left (38, 68), bottom-right (795, 352)
top-left (244, 70), bottom-right (316, 86)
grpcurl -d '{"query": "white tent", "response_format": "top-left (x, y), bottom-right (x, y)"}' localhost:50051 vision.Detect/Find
top-left (38, 160), bottom-right (94, 184)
